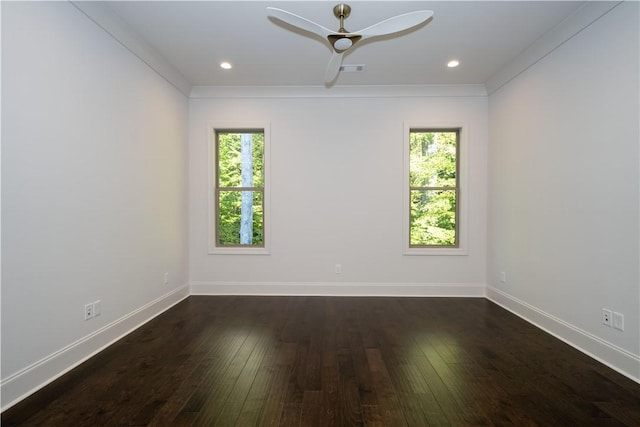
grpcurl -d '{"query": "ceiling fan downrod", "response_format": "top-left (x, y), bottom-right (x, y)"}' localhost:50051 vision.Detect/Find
top-left (333, 3), bottom-right (351, 32)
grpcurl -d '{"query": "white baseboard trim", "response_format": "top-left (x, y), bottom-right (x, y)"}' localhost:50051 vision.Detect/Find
top-left (0, 284), bottom-right (190, 412)
top-left (486, 286), bottom-right (640, 383)
top-left (190, 281), bottom-right (486, 297)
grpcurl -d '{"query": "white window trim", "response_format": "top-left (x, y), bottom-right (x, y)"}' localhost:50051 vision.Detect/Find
top-left (403, 122), bottom-right (468, 256)
top-left (208, 122), bottom-right (271, 255)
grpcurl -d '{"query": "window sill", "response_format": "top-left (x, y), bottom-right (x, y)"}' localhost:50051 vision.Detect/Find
top-left (403, 247), bottom-right (468, 256)
top-left (209, 247), bottom-right (271, 255)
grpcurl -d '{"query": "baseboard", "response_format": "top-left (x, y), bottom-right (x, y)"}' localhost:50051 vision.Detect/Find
top-left (486, 286), bottom-right (640, 383)
top-left (0, 284), bottom-right (190, 412)
top-left (190, 281), bottom-right (486, 297)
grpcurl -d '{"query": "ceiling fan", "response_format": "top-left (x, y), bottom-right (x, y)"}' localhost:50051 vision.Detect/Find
top-left (267, 4), bottom-right (434, 84)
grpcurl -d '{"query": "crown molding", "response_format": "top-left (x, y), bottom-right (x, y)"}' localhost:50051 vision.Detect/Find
top-left (69, 1), bottom-right (622, 100)
top-left (189, 84), bottom-right (488, 99)
top-left (485, 1), bottom-right (622, 95)
top-left (70, 1), bottom-right (192, 97)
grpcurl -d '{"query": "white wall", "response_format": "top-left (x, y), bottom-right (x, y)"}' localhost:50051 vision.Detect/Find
top-left (1, 2), bottom-right (189, 408)
top-left (487, 2), bottom-right (639, 379)
top-left (189, 93), bottom-right (488, 295)
top-left (3, 0), bottom-right (636, 413)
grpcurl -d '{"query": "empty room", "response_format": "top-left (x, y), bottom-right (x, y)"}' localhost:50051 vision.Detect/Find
top-left (2, 1), bottom-right (639, 425)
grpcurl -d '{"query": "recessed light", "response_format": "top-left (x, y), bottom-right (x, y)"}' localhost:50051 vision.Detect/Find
top-left (220, 62), bottom-right (232, 70)
top-left (447, 60), bottom-right (460, 68)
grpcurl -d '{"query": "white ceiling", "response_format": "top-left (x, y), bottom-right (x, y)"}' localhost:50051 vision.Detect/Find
top-left (86, 1), bottom-right (589, 88)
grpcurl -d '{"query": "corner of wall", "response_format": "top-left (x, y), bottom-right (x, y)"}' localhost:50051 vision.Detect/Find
top-left (0, 284), bottom-right (190, 412)
top-left (486, 286), bottom-right (640, 384)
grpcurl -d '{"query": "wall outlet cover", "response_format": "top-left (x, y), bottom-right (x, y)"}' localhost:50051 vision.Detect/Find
top-left (613, 312), bottom-right (624, 331)
top-left (84, 303), bottom-right (94, 320)
top-left (93, 300), bottom-right (102, 317)
top-left (602, 309), bottom-right (612, 327)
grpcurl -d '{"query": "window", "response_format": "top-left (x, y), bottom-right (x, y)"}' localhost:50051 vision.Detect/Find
top-left (211, 126), bottom-right (270, 254)
top-left (404, 126), bottom-right (466, 255)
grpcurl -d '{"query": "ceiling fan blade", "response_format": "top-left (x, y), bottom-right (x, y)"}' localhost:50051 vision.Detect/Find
top-left (266, 7), bottom-right (332, 39)
top-left (324, 51), bottom-right (344, 83)
top-left (357, 10), bottom-right (433, 40)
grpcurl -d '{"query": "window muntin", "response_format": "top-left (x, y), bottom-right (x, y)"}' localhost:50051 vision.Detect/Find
top-left (408, 129), bottom-right (460, 248)
top-left (214, 129), bottom-right (266, 249)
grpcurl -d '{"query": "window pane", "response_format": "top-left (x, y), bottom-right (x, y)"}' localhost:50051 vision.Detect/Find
top-left (410, 189), bottom-right (457, 246)
top-left (218, 190), bottom-right (264, 246)
top-left (409, 131), bottom-right (457, 188)
top-left (217, 132), bottom-right (264, 187)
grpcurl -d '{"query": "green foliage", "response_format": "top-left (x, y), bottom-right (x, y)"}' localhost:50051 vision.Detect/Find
top-left (409, 131), bottom-right (456, 187)
top-left (216, 132), bottom-right (264, 246)
top-left (410, 190), bottom-right (456, 245)
top-left (409, 131), bottom-right (458, 246)
top-left (217, 132), bottom-right (264, 187)
top-left (218, 191), bottom-right (264, 245)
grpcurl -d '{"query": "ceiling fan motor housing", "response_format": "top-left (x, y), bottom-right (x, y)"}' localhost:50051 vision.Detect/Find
top-left (333, 4), bottom-right (351, 20)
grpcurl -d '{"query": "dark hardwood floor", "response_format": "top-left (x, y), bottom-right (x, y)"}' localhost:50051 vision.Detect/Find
top-left (3, 296), bottom-right (640, 426)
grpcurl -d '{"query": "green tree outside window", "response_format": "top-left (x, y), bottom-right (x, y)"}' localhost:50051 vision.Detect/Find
top-left (215, 130), bottom-right (265, 247)
top-left (409, 130), bottom-right (459, 247)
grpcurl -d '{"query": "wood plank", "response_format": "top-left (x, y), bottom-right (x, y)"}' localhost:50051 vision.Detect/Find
top-left (4, 296), bottom-right (640, 427)
top-left (234, 343), bottom-right (279, 426)
top-left (365, 348), bottom-right (408, 427)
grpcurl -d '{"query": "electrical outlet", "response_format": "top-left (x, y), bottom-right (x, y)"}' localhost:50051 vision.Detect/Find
top-left (84, 303), bottom-right (94, 320)
top-left (613, 312), bottom-right (624, 331)
top-left (335, 264), bottom-right (341, 274)
top-left (93, 300), bottom-right (101, 317)
top-left (500, 272), bottom-right (506, 283)
top-left (602, 309), bottom-right (612, 327)
top-left (164, 272), bottom-right (169, 285)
